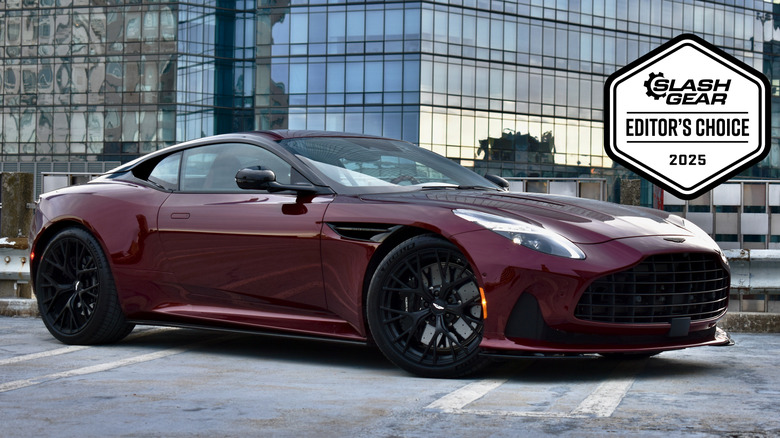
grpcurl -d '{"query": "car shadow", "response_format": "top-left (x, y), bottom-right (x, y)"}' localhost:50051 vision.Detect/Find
top-left (117, 325), bottom-right (396, 373)
top-left (482, 354), bottom-right (733, 383)
top-left (115, 325), bottom-right (732, 380)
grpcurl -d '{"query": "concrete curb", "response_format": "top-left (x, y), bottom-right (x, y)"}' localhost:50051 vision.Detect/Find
top-left (718, 312), bottom-right (780, 333)
top-left (1, 298), bottom-right (779, 333)
top-left (0, 298), bottom-right (38, 317)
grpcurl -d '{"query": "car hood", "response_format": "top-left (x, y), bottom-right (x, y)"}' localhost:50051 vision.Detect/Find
top-left (360, 190), bottom-right (696, 244)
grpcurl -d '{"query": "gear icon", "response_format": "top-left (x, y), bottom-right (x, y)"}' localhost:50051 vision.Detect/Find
top-left (644, 72), bottom-right (666, 99)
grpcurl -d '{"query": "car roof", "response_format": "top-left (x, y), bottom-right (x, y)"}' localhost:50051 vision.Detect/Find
top-left (254, 130), bottom-right (389, 141)
top-left (106, 130), bottom-right (393, 174)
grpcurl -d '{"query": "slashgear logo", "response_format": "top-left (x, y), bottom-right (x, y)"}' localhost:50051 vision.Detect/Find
top-left (605, 34), bottom-right (770, 200)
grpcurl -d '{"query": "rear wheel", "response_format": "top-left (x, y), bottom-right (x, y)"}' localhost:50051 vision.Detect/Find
top-left (367, 235), bottom-right (489, 378)
top-left (35, 228), bottom-right (134, 344)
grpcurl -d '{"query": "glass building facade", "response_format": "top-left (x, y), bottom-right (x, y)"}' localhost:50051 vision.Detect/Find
top-left (1, 0), bottom-right (780, 190)
top-left (0, 0), bottom-right (254, 163)
top-left (177, 0), bottom-right (256, 140)
top-left (256, 0), bottom-right (780, 188)
top-left (0, 0), bottom-right (179, 162)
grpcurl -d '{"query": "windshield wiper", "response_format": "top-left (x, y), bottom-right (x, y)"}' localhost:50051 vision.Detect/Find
top-left (459, 185), bottom-right (501, 191)
top-left (145, 179), bottom-right (172, 192)
top-left (420, 185), bottom-right (500, 191)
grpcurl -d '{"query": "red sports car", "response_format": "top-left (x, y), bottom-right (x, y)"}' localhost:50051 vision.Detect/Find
top-left (29, 131), bottom-right (732, 377)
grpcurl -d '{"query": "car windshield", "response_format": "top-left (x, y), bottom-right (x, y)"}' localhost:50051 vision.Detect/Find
top-left (278, 137), bottom-right (499, 194)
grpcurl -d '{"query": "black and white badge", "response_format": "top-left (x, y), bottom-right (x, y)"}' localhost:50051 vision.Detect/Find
top-left (605, 33), bottom-right (770, 200)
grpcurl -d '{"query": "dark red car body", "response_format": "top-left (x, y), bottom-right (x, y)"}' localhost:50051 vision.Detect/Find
top-left (30, 131), bottom-right (731, 376)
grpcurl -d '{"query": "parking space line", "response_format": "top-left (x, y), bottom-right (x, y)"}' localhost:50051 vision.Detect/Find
top-left (426, 359), bottom-right (647, 419)
top-left (0, 331), bottom-right (229, 394)
top-left (443, 408), bottom-right (589, 419)
top-left (0, 327), bottom-right (175, 367)
top-left (571, 359), bottom-right (647, 418)
top-left (425, 379), bottom-right (508, 411)
top-left (0, 346), bottom-right (189, 393)
top-left (0, 345), bottom-right (90, 367)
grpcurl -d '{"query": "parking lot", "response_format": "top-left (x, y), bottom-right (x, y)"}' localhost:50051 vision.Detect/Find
top-left (1, 316), bottom-right (778, 437)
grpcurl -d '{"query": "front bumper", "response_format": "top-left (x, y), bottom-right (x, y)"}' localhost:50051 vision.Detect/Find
top-left (451, 230), bottom-right (731, 354)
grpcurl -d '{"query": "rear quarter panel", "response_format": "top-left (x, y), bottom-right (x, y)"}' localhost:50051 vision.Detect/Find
top-left (32, 182), bottom-right (173, 314)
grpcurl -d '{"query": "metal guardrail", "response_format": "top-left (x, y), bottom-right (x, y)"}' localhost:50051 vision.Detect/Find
top-left (726, 249), bottom-right (780, 293)
top-left (726, 249), bottom-right (780, 313)
top-left (0, 239), bottom-right (31, 300)
top-left (0, 248), bottom-right (30, 282)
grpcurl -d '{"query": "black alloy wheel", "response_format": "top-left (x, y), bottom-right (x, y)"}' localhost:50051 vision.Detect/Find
top-left (367, 235), bottom-right (489, 378)
top-left (35, 228), bottom-right (134, 344)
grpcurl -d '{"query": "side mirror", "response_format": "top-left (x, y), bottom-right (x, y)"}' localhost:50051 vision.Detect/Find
top-left (484, 174), bottom-right (510, 190)
top-left (235, 166), bottom-right (320, 194)
top-left (236, 166), bottom-right (276, 190)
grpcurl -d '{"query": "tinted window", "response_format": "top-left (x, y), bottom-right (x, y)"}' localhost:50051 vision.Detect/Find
top-left (180, 143), bottom-right (297, 192)
top-left (279, 137), bottom-right (496, 194)
top-left (148, 152), bottom-right (181, 190)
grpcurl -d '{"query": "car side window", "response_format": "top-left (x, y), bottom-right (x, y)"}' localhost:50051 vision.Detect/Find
top-left (180, 143), bottom-right (299, 192)
top-left (148, 153), bottom-right (181, 190)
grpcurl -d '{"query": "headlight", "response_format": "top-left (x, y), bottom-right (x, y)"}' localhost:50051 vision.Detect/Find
top-left (453, 209), bottom-right (586, 259)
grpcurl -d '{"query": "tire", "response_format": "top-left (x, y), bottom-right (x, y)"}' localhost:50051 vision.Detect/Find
top-left (366, 235), bottom-right (489, 378)
top-left (34, 228), bottom-right (134, 344)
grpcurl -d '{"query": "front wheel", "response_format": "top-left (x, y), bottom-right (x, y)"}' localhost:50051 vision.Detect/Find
top-left (366, 235), bottom-right (489, 378)
top-left (35, 228), bottom-right (134, 344)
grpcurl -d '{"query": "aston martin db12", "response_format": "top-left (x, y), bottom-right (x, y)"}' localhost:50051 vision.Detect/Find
top-left (30, 131), bottom-right (732, 377)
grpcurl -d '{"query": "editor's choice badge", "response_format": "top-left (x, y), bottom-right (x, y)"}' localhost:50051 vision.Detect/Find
top-left (605, 33), bottom-right (770, 200)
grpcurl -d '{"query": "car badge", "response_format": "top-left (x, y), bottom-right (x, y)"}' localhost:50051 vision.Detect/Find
top-left (664, 237), bottom-right (686, 243)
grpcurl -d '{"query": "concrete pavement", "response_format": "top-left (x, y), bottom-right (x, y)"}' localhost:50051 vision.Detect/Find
top-left (1, 317), bottom-right (778, 437)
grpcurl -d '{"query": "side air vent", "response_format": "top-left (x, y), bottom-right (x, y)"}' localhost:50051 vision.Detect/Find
top-left (327, 223), bottom-right (401, 242)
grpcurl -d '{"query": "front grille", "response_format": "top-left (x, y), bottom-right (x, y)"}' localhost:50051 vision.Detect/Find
top-left (575, 253), bottom-right (729, 324)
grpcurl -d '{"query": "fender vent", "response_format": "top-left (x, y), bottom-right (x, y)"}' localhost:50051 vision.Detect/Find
top-left (327, 223), bottom-right (400, 242)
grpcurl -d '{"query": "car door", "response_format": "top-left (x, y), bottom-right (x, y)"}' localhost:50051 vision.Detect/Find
top-left (156, 142), bottom-right (333, 313)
